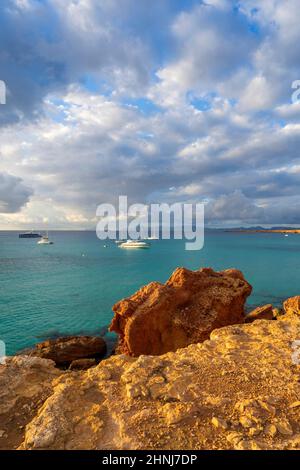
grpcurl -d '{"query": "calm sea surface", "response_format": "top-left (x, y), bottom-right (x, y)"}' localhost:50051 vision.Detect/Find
top-left (1, 230), bottom-right (299, 354)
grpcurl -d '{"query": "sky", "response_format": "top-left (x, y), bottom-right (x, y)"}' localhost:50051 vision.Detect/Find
top-left (0, 0), bottom-right (300, 229)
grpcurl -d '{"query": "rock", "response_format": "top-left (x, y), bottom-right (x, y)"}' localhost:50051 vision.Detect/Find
top-left (211, 417), bottom-right (228, 430)
top-left (163, 403), bottom-right (198, 425)
top-left (239, 416), bottom-right (254, 428)
top-left (15, 313), bottom-right (300, 450)
top-left (273, 308), bottom-right (283, 318)
top-left (27, 336), bottom-right (107, 366)
top-left (69, 358), bottom-right (96, 370)
top-left (264, 424), bottom-right (277, 437)
top-left (0, 356), bottom-right (61, 450)
top-left (290, 401), bottom-right (300, 409)
top-left (249, 427), bottom-right (261, 437)
top-left (283, 296), bottom-right (300, 316)
top-left (276, 421), bottom-right (293, 436)
top-left (226, 432), bottom-right (243, 446)
top-left (245, 304), bottom-right (274, 323)
top-left (110, 267), bottom-right (252, 356)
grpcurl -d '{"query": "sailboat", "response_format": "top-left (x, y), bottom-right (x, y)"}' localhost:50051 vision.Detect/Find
top-left (37, 231), bottom-right (54, 245)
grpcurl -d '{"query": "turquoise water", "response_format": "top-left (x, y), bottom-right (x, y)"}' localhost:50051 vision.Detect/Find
top-left (1, 230), bottom-right (300, 355)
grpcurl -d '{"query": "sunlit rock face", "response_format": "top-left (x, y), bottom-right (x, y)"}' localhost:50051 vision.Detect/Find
top-left (110, 267), bottom-right (252, 356)
top-left (284, 296), bottom-right (300, 316)
top-left (14, 313), bottom-right (300, 450)
top-left (2, 275), bottom-right (300, 451)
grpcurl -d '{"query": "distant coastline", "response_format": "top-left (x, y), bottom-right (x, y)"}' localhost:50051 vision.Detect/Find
top-left (226, 229), bottom-right (300, 234)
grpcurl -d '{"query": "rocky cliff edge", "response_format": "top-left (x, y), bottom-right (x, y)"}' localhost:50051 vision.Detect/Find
top-left (0, 313), bottom-right (299, 450)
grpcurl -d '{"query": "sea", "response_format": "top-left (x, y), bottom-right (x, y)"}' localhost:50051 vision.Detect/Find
top-left (0, 230), bottom-right (299, 355)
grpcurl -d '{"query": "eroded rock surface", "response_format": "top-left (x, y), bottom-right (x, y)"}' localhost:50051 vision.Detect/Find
top-left (27, 336), bottom-right (107, 366)
top-left (110, 267), bottom-right (252, 356)
top-left (284, 296), bottom-right (300, 316)
top-left (19, 314), bottom-right (300, 450)
top-left (0, 356), bottom-right (61, 449)
top-left (245, 304), bottom-right (275, 323)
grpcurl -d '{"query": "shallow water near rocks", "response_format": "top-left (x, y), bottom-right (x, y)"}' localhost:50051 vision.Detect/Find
top-left (1, 230), bottom-right (300, 354)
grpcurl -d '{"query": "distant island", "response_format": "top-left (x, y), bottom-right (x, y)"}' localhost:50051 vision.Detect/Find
top-left (226, 228), bottom-right (300, 234)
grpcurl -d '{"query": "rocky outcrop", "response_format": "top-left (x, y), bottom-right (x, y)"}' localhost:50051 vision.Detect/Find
top-left (0, 356), bottom-right (61, 450)
top-left (284, 296), bottom-right (300, 316)
top-left (110, 267), bottom-right (252, 356)
top-left (2, 266), bottom-right (300, 451)
top-left (245, 304), bottom-right (275, 323)
top-left (27, 336), bottom-right (106, 367)
top-left (14, 313), bottom-right (300, 450)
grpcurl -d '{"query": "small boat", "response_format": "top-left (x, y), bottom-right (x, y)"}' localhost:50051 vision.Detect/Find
top-left (284, 234), bottom-right (289, 237)
top-left (19, 231), bottom-right (41, 239)
top-left (115, 240), bottom-right (126, 245)
top-left (37, 232), bottom-right (54, 245)
top-left (119, 240), bottom-right (150, 249)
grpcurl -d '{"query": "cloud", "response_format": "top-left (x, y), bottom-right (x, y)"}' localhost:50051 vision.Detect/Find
top-left (0, 0), bottom-right (157, 125)
top-left (1, 0), bottom-right (300, 228)
top-left (206, 191), bottom-right (263, 223)
top-left (0, 172), bottom-right (33, 213)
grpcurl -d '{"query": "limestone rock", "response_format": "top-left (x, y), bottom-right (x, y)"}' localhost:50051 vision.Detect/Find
top-left (273, 308), bottom-right (284, 318)
top-left (211, 417), bottom-right (228, 430)
top-left (283, 296), bottom-right (300, 316)
top-left (18, 314), bottom-right (300, 450)
top-left (264, 424), bottom-right (277, 437)
top-left (27, 336), bottom-right (107, 366)
top-left (245, 304), bottom-right (274, 323)
top-left (276, 421), bottom-right (293, 436)
top-left (110, 267), bottom-right (252, 356)
top-left (0, 356), bottom-right (61, 449)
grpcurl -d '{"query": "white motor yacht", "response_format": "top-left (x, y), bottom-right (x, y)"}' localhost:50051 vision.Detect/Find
top-left (37, 232), bottom-right (54, 245)
top-left (119, 240), bottom-right (150, 249)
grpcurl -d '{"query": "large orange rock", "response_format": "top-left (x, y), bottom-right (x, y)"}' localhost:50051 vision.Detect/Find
top-left (109, 267), bottom-right (252, 356)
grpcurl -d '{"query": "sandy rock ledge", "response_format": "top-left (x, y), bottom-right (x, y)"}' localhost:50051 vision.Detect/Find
top-left (6, 314), bottom-right (298, 450)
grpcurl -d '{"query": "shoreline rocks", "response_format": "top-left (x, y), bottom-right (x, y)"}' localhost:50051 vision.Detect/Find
top-left (1, 267), bottom-right (300, 450)
top-left (245, 304), bottom-right (275, 323)
top-left (110, 267), bottom-right (252, 356)
top-left (26, 336), bottom-right (107, 368)
top-left (11, 312), bottom-right (300, 450)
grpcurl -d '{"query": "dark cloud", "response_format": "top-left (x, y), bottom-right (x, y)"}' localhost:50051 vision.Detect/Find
top-left (0, 172), bottom-right (33, 213)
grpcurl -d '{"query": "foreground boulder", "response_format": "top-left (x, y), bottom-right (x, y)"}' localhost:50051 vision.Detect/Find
top-left (245, 304), bottom-right (275, 323)
top-left (110, 267), bottom-right (252, 356)
top-left (17, 314), bottom-right (300, 450)
top-left (27, 336), bottom-right (106, 366)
